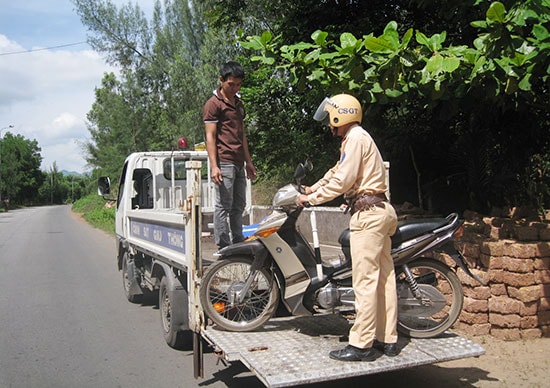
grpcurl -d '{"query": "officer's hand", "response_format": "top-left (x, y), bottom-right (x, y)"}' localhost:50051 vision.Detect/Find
top-left (296, 194), bottom-right (310, 207)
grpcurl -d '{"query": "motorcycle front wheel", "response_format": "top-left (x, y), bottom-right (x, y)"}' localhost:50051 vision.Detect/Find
top-left (396, 257), bottom-right (463, 338)
top-left (200, 256), bottom-right (280, 331)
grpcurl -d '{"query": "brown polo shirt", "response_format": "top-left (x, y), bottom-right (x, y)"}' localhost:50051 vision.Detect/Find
top-left (203, 88), bottom-right (246, 166)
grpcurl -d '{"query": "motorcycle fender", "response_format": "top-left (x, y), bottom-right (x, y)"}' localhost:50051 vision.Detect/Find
top-left (217, 238), bottom-right (266, 258)
top-left (446, 247), bottom-right (484, 285)
top-left (218, 239), bottom-right (273, 272)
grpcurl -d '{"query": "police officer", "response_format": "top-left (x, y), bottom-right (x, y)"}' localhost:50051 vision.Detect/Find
top-left (296, 94), bottom-right (399, 361)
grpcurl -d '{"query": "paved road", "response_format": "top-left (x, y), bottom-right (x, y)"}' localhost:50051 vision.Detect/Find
top-left (0, 205), bottom-right (262, 388)
top-left (0, 205), bottom-right (498, 388)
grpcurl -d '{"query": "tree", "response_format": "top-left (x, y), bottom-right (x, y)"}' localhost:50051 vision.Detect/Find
top-left (73, 0), bottom-right (549, 213)
top-left (0, 132), bottom-right (44, 204)
top-left (73, 0), bottom-right (233, 177)
top-left (239, 0), bottom-right (550, 212)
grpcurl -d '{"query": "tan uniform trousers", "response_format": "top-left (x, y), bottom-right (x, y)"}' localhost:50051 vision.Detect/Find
top-left (348, 202), bottom-right (398, 349)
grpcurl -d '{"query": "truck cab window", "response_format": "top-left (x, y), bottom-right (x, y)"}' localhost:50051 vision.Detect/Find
top-left (132, 168), bottom-right (153, 209)
top-left (163, 158), bottom-right (209, 180)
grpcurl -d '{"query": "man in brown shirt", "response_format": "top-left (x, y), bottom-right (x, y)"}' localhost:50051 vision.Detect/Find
top-left (203, 61), bottom-right (256, 249)
top-left (297, 94), bottom-right (398, 361)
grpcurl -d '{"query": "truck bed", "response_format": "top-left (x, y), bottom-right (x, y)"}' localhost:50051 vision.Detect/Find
top-left (202, 314), bottom-right (485, 387)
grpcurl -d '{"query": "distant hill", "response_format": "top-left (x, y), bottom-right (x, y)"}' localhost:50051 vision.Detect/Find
top-left (61, 170), bottom-right (85, 177)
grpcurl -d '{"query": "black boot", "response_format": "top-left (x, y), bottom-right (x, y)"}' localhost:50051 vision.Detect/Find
top-left (373, 340), bottom-right (399, 357)
top-left (329, 345), bottom-right (378, 362)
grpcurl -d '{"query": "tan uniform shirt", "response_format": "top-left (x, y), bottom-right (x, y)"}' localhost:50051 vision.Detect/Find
top-left (307, 124), bottom-right (387, 205)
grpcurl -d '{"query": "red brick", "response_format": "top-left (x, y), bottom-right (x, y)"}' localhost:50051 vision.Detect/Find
top-left (455, 322), bottom-right (491, 336)
top-left (535, 242), bottom-right (550, 257)
top-left (500, 256), bottom-right (534, 273)
top-left (534, 257), bottom-right (550, 270)
top-left (490, 328), bottom-right (521, 340)
top-left (520, 328), bottom-right (542, 339)
top-left (490, 283), bottom-right (507, 296)
top-left (489, 270), bottom-right (536, 287)
top-left (463, 285), bottom-right (491, 299)
top-left (489, 296), bottom-right (521, 314)
top-left (458, 268), bottom-right (488, 287)
top-left (481, 241), bottom-right (506, 256)
top-left (479, 253), bottom-right (491, 268)
top-left (535, 270), bottom-right (550, 284)
top-left (520, 315), bottom-right (538, 329)
top-left (539, 297), bottom-right (550, 311)
top-left (519, 301), bottom-right (538, 316)
top-left (505, 243), bottom-right (538, 258)
top-left (489, 313), bottom-right (521, 328)
top-left (459, 311), bottom-right (488, 325)
top-left (464, 297), bottom-right (488, 313)
top-left (508, 285), bottom-right (543, 303)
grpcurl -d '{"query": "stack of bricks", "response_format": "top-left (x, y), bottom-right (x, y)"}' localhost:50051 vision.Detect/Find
top-left (450, 210), bottom-right (550, 340)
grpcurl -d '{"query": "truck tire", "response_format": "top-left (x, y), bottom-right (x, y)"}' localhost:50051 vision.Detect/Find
top-left (159, 276), bottom-right (192, 350)
top-left (122, 251), bottom-right (142, 303)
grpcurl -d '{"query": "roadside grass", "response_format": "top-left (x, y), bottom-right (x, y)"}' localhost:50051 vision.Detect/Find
top-left (72, 194), bottom-right (115, 235)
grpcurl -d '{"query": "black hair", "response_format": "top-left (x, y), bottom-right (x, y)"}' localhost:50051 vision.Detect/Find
top-left (220, 61), bottom-right (245, 80)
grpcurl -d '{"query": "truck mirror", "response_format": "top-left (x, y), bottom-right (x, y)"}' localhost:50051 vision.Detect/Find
top-left (98, 177), bottom-right (111, 196)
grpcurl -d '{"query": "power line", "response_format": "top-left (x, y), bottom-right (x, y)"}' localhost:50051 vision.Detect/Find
top-left (0, 41), bottom-right (89, 56)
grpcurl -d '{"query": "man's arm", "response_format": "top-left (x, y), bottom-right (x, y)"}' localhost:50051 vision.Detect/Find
top-left (205, 122), bottom-right (222, 185)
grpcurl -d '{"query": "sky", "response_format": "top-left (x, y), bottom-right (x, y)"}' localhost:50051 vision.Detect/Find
top-left (0, 0), bottom-right (154, 174)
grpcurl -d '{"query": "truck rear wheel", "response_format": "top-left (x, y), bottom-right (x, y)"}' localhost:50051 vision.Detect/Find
top-left (159, 276), bottom-right (192, 349)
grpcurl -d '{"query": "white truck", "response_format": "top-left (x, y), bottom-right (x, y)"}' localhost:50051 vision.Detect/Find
top-left (98, 150), bottom-right (485, 387)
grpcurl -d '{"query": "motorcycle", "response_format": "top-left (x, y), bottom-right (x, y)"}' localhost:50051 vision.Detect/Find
top-left (199, 162), bottom-right (482, 338)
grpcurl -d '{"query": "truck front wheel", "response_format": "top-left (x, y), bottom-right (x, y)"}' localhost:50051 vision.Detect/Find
top-left (159, 276), bottom-right (192, 349)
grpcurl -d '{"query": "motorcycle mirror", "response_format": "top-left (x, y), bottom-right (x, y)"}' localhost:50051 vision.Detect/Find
top-left (294, 164), bottom-right (306, 182)
top-left (294, 160), bottom-right (313, 186)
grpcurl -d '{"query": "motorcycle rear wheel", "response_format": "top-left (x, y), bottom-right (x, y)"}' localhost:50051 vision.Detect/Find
top-left (396, 257), bottom-right (463, 338)
top-left (200, 256), bottom-right (279, 331)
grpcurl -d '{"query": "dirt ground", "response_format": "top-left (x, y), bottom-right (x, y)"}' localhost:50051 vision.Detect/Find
top-left (426, 332), bottom-right (550, 388)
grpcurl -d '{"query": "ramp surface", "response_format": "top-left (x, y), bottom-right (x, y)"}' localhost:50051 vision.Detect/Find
top-left (202, 314), bottom-right (485, 387)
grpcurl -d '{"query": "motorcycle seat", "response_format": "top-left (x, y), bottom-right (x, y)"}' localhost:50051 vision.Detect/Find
top-left (392, 217), bottom-right (449, 248)
top-left (338, 217), bottom-right (449, 249)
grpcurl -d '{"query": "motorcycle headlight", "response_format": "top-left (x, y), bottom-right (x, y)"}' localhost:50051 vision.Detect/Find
top-left (272, 184), bottom-right (299, 207)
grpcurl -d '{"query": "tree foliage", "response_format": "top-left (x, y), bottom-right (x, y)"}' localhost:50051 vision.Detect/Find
top-left (0, 132), bottom-right (44, 204)
top-left (73, 0), bottom-right (236, 181)
top-left (73, 0), bottom-right (549, 213)
top-left (239, 0), bottom-right (550, 212)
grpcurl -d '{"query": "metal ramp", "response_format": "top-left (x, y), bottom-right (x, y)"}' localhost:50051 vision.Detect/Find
top-left (202, 314), bottom-right (485, 387)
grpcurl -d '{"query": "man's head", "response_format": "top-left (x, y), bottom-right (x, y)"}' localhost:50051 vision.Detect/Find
top-left (220, 61), bottom-right (245, 81)
top-left (219, 61), bottom-right (244, 99)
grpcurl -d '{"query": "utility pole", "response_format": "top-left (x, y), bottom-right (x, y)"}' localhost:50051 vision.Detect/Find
top-left (0, 125), bottom-right (14, 203)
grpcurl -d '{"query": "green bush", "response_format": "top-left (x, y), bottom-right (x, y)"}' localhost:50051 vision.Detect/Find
top-left (72, 194), bottom-right (115, 235)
